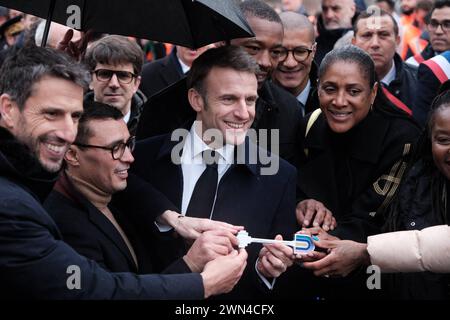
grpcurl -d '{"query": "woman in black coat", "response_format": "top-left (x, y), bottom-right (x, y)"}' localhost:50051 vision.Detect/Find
top-left (280, 45), bottom-right (420, 300)
top-left (296, 45), bottom-right (421, 243)
top-left (301, 90), bottom-right (450, 299)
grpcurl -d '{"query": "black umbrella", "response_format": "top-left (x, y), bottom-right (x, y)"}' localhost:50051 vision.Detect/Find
top-left (0, 0), bottom-right (253, 48)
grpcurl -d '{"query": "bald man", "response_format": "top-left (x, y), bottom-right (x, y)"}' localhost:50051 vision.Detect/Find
top-left (272, 11), bottom-right (319, 116)
top-left (315, 0), bottom-right (356, 64)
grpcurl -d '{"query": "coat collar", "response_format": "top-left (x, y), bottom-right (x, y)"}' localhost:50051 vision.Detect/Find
top-left (257, 80), bottom-right (279, 112)
top-left (157, 123), bottom-right (260, 176)
top-left (304, 110), bottom-right (390, 164)
top-left (54, 171), bottom-right (138, 271)
top-left (0, 126), bottom-right (58, 202)
top-left (165, 48), bottom-right (184, 77)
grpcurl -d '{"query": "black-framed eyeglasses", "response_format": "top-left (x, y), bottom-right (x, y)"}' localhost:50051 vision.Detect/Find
top-left (428, 19), bottom-right (450, 32)
top-left (74, 136), bottom-right (136, 160)
top-left (276, 46), bottom-right (314, 63)
top-left (92, 69), bottom-right (137, 84)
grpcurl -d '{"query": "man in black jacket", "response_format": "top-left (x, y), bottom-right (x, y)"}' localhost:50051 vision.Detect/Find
top-left (406, 0), bottom-right (450, 67)
top-left (136, 0), bottom-right (302, 164)
top-left (231, 0), bottom-right (303, 164)
top-left (352, 9), bottom-right (417, 116)
top-left (139, 45), bottom-right (211, 99)
top-left (45, 101), bottom-right (240, 276)
top-left (272, 11), bottom-right (319, 116)
top-left (0, 45), bottom-right (246, 299)
top-left (83, 35), bottom-right (147, 135)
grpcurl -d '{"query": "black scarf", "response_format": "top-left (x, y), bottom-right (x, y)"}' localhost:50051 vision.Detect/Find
top-left (0, 127), bottom-right (58, 202)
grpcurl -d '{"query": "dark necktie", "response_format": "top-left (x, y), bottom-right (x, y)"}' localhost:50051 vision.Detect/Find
top-left (185, 150), bottom-right (219, 219)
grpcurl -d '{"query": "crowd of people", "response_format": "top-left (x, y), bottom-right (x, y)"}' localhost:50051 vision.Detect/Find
top-left (0, 0), bottom-right (449, 300)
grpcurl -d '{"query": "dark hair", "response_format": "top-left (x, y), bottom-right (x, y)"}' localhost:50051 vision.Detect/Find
top-left (0, 45), bottom-right (90, 110)
top-left (84, 35), bottom-right (144, 75)
top-left (431, 0), bottom-right (450, 15)
top-left (187, 45), bottom-right (259, 98)
top-left (417, 0), bottom-right (434, 12)
top-left (383, 91), bottom-right (450, 231)
top-left (75, 100), bottom-right (124, 145)
top-left (375, 0), bottom-right (395, 10)
top-left (354, 8), bottom-right (399, 36)
top-left (319, 45), bottom-right (377, 87)
top-left (319, 45), bottom-right (413, 119)
top-left (239, 0), bottom-right (282, 24)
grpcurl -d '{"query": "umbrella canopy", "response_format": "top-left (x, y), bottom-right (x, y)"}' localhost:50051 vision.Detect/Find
top-left (0, 0), bottom-right (253, 48)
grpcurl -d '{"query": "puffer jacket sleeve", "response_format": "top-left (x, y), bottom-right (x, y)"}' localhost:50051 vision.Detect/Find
top-left (367, 225), bottom-right (450, 273)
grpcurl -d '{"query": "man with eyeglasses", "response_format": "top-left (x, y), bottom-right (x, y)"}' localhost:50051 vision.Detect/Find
top-left (0, 45), bottom-right (245, 299)
top-left (272, 11), bottom-right (319, 117)
top-left (407, 0), bottom-right (450, 67)
top-left (412, 1), bottom-right (450, 126)
top-left (83, 35), bottom-right (146, 135)
top-left (44, 100), bottom-right (246, 280)
top-left (230, 0), bottom-right (302, 165)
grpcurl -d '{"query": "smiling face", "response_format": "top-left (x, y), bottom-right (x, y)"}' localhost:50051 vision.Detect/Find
top-left (71, 118), bottom-right (134, 194)
top-left (431, 106), bottom-right (450, 180)
top-left (90, 62), bottom-right (140, 116)
top-left (318, 61), bottom-right (378, 133)
top-left (3, 76), bottom-right (84, 173)
top-left (231, 16), bottom-right (283, 87)
top-left (273, 27), bottom-right (316, 96)
top-left (189, 67), bottom-right (258, 146)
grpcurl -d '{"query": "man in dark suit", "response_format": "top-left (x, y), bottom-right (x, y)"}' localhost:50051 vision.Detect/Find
top-left (231, 0), bottom-right (302, 165)
top-left (45, 101), bottom-right (240, 276)
top-left (0, 45), bottom-right (246, 299)
top-left (139, 45), bottom-right (211, 99)
top-left (132, 45), bottom-right (298, 299)
top-left (136, 0), bottom-right (302, 165)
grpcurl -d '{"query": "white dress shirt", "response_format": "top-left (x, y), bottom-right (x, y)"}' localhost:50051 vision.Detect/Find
top-left (178, 57), bottom-right (190, 74)
top-left (296, 79), bottom-right (311, 117)
top-left (180, 124), bottom-right (234, 216)
top-left (123, 109), bottom-right (131, 124)
top-left (381, 61), bottom-right (396, 86)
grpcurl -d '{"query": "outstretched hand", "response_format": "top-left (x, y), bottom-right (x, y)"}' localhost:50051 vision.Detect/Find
top-left (296, 199), bottom-right (337, 231)
top-left (301, 239), bottom-right (370, 277)
top-left (174, 215), bottom-right (243, 240)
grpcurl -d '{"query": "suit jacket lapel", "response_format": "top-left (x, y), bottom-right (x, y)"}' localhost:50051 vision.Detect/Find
top-left (86, 204), bottom-right (138, 272)
top-left (161, 50), bottom-right (184, 86)
top-left (156, 130), bottom-right (186, 209)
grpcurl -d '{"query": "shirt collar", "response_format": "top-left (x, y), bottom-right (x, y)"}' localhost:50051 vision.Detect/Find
top-left (186, 122), bottom-right (235, 165)
top-left (178, 57), bottom-right (190, 74)
top-left (297, 79), bottom-right (311, 106)
top-left (381, 61), bottom-right (396, 86)
top-left (123, 109), bottom-right (131, 124)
